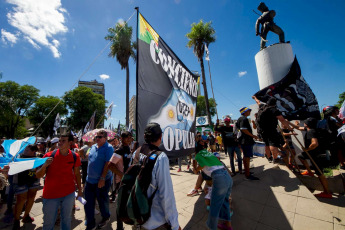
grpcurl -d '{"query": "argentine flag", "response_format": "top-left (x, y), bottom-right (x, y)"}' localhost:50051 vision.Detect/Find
top-left (0, 137), bottom-right (49, 175)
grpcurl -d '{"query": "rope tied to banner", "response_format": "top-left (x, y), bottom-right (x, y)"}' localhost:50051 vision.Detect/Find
top-left (30, 10), bottom-right (136, 138)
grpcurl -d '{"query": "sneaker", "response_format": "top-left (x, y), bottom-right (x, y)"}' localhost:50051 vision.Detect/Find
top-left (268, 156), bottom-right (273, 162)
top-left (12, 220), bottom-right (20, 230)
top-left (244, 175), bottom-right (260, 181)
top-left (314, 192), bottom-right (332, 199)
top-left (300, 171), bottom-right (314, 177)
top-left (177, 168), bottom-right (181, 172)
top-left (197, 187), bottom-right (203, 193)
top-left (97, 217), bottom-right (110, 229)
top-left (22, 215), bottom-right (34, 223)
top-left (187, 189), bottom-right (199, 196)
top-left (217, 223), bottom-right (233, 230)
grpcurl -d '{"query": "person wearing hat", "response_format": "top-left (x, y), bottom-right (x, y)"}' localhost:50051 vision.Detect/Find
top-left (236, 107), bottom-right (260, 180)
top-left (323, 106), bottom-right (345, 168)
top-left (131, 123), bottom-right (180, 230)
top-left (48, 137), bottom-right (59, 152)
top-left (290, 117), bottom-right (332, 198)
top-left (215, 117), bottom-right (242, 176)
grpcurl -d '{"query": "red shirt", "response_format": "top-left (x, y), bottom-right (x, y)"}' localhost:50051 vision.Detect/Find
top-left (42, 149), bottom-right (81, 199)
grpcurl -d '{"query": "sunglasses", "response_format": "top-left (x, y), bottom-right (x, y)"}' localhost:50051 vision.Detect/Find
top-left (95, 136), bottom-right (104, 139)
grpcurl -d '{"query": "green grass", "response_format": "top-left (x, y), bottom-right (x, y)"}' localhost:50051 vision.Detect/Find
top-left (323, 165), bottom-right (340, 177)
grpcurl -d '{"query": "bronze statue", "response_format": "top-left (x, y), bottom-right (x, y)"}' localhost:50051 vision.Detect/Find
top-left (255, 2), bottom-right (285, 50)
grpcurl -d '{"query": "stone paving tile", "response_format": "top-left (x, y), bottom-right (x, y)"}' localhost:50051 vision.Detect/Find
top-left (255, 222), bottom-right (278, 230)
top-left (258, 205), bottom-right (294, 230)
top-left (266, 192), bottom-right (298, 213)
top-left (293, 214), bottom-right (333, 230)
top-left (295, 196), bottom-right (334, 223)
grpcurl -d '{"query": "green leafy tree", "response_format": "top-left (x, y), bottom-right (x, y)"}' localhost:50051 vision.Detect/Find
top-left (64, 86), bottom-right (106, 131)
top-left (336, 92), bottom-right (345, 108)
top-left (28, 96), bottom-right (68, 137)
top-left (186, 20), bottom-right (216, 125)
top-left (196, 96), bottom-right (217, 120)
top-left (0, 81), bottom-right (39, 138)
top-left (105, 23), bottom-right (136, 128)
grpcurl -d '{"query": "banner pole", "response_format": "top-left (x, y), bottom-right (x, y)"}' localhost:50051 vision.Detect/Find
top-left (207, 59), bottom-right (218, 120)
top-left (292, 133), bottom-right (324, 176)
top-left (95, 113), bottom-right (105, 129)
top-left (135, 7), bottom-right (139, 141)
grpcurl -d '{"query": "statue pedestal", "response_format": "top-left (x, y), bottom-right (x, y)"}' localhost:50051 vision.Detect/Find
top-left (255, 43), bottom-right (294, 90)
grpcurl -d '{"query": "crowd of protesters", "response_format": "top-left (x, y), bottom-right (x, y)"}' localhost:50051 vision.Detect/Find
top-left (0, 99), bottom-right (345, 230)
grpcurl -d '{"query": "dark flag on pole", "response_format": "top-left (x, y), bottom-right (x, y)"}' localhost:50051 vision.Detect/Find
top-left (254, 57), bottom-right (321, 120)
top-left (136, 13), bottom-right (199, 158)
top-left (84, 111), bottom-right (96, 134)
top-left (117, 120), bottom-right (121, 136)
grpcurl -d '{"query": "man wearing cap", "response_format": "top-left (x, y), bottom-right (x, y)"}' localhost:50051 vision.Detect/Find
top-left (132, 123), bottom-right (180, 230)
top-left (215, 117), bottom-right (242, 175)
top-left (237, 107), bottom-right (260, 180)
top-left (256, 97), bottom-right (293, 164)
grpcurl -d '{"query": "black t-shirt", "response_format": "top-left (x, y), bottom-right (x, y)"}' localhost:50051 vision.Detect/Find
top-left (215, 125), bottom-right (237, 146)
top-left (261, 106), bottom-right (281, 133)
top-left (115, 145), bottom-right (131, 172)
top-left (237, 115), bottom-right (255, 145)
top-left (207, 135), bottom-right (216, 145)
top-left (304, 129), bottom-right (321, 156)
top-left (15, 155), bottom-right (39, 186)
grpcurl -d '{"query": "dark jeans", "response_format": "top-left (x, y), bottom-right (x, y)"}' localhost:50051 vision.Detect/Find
top-left (227, 146), bottom-right (242, 173)
top-left (84, 179), bottom-right (111, 227)
top-left (81, 161), bottom-right (88, 184)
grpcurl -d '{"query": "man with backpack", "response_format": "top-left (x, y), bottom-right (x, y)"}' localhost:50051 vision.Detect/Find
top-left (118, 122), bottom-right (180, 230)
top-left (36, 134), bottom-right (82, 230)
top-left (254, 97), bottom-right (293, 163)
top-left (215, 117), bottom-right (242, 176)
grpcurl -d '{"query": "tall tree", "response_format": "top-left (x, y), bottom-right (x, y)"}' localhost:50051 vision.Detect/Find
top-left (28, 96), bottom-right (68, 137)
top-left (196, 96), bottom-right (217, 119)
top-left (186, 20), bottom-right (216, 125)
top-left (105, 23), bottom-right (136, 128)
top-left (0, 81), bottom-right (39, 138)
top-left (64, 86), bottom-right (106, 131)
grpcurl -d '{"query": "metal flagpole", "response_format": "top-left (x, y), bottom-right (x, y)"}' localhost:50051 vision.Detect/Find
top-left (205, 45), bottom-right (218, 120)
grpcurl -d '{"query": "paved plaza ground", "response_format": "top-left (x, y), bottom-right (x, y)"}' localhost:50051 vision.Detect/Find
top-left (0, 153), bottom-right (344, 230)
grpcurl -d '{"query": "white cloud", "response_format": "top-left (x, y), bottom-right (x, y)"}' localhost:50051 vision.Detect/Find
top-left (1, 29), bottom-right (18, 45)
top-left (238, 71), bottom-right (247, 77)
top-left (5, 0), bottom-right (68, 58)
top-left (99, 74), bottom-right (110, 80)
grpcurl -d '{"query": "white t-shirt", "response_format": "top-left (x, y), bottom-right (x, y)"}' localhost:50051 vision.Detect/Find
top-left (202, 165), bottom-right (224, 177)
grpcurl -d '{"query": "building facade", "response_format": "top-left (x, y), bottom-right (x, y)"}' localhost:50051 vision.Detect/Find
top-left (78, 80), bottom-right (105, 97)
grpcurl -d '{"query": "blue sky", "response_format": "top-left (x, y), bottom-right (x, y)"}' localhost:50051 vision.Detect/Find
top-left (1, 0), bottom-right (344, 128)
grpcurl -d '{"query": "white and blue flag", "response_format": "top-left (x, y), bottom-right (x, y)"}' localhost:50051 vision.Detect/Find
top-left (0, 137), bottom-right (49, 175)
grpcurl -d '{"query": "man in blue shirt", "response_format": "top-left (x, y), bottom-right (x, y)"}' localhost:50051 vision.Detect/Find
top-left (84, 130), bottom-right (114, 230)
top-left (132, 123), bottom-right (181, 230)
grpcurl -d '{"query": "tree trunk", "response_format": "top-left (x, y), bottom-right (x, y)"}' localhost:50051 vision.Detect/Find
top-left (126, 65), bottom-right (130, 128)
top-left (199, 58), bottom-right (212, 125)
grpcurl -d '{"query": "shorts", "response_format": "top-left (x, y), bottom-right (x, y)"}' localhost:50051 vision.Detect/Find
top-left (13, 181), bottom-right (40, 195)
top-left (201, 171), bottom-right (212, 181)
top-left (262, 131), bottom-right (284, 148)
top-left (297, 152), bottom-right (325, 176)
top-left (241, 145), bottom-right (253, 158)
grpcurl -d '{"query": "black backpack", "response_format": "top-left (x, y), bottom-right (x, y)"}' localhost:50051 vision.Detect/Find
top-left (316, 119), bottom-right (335, 150)
top-left (116, 149), bottom-right (161, 225)
top-left (51, 149), bottom-right (77, 164)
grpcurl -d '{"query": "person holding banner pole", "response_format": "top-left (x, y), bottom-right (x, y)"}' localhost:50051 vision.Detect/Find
top-left (290, 118), bottom-right (332, 198)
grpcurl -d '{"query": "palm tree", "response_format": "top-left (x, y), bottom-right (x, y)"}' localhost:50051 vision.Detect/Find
top-left (186, 20), bottom-right (216, 124)
top-left (105, 23), bottom-right (136, 128)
